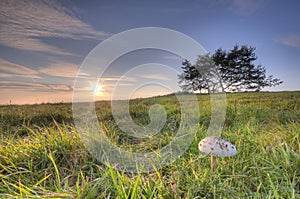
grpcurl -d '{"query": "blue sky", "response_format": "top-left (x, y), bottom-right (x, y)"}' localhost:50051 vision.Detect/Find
top-left (0, 0), bottom-right (299, 104)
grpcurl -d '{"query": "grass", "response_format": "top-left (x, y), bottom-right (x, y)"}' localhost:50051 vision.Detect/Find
top-left (0, 91), bottom-right (299, 198)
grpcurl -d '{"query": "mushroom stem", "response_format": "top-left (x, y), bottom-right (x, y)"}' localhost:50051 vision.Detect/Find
top-left (211, 155), bottom-right (216, 171)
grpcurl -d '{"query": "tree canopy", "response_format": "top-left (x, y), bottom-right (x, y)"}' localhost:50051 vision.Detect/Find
top-left (178, 45), bottom-right (283, 93)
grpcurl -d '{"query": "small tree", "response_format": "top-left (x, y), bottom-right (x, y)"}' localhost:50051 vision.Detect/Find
top-left (178, 58), bottom-right (209, 93)
top-left (178, 45), bottom-right (283, 93)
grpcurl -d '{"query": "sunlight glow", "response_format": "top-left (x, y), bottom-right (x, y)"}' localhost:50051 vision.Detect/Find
top-left (94, 83), bottom-right (104, 97)
top-left (88, 81), bottom-right (104, 97)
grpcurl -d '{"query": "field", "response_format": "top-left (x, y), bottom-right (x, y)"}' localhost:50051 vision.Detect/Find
top-left (0, 91), bottom-right (299, 198)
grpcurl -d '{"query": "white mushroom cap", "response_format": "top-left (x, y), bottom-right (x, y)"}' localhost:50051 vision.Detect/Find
top-left (198, 136), bottom-right (237, 157)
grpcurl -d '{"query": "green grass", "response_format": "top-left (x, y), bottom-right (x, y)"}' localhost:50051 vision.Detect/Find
top-left (0, 91), bottom-right (299, 198)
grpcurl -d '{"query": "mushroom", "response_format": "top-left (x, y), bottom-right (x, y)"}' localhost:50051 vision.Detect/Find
top-left (198, 136), bottom-right (237, 171)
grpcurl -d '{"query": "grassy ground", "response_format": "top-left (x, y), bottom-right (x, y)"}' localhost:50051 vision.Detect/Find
top-left (0, 91), bottom-right (299, 198)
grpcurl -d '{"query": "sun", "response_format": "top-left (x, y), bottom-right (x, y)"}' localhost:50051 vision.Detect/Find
top-left (94, 83), bottom-right (104, 97)
top-left (87, 81), bottom-right (104, 97)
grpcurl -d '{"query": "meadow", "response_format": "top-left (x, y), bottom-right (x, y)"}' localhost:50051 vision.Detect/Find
top-left (0, 91), bottom-right (299, 198)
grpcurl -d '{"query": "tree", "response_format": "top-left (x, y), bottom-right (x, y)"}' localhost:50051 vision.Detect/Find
top-left (178, 58), bottom-right (208, 93)
top-left (178, 45), bottom-right (283, 93)
top-left (178, 54), bottom-right (224, 93)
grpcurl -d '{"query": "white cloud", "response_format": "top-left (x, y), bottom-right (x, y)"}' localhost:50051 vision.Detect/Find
top-left (162, 55), bottom-right (183, 61)
top-left (0, 80), bottom-right (72, 92)
top-left (0, 0), bottom-right (110, 55)
top-left (0, 57), bottom-right (92, 79)
top-left (39, 61), bottom-right (87, 78)
top-left (48, 84), bottom-right (72, 91)
top-left (101, 77), bottom-right (124, 82)
top-left (276, 34), bottom-right (300, 48)
top-left (203, 0), bottom-right (270, 16)
top-left (139, 74), bottom-right (171, 81)
top-left (229, 0), bottom-right (270, 16)
top-left (0, 86), bottom-right (73, 104)
top-left (0, 80), bottom-right (48, 90)
top-left (0, 73), bottom-right (12, 77)
top-left (100, 76), bottom-right (137, 83)
top-left (0, 58), bottom-right (41, 78)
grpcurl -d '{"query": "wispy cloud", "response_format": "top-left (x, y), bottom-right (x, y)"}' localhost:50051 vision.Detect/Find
top-left (0, 81), bottom-right (48, 91)
top-left (0, 81), bottom-right (73, 104)
top-left (100, 76), bottom-right (137, 83)
top-left (162, 55), bottom-right (183, 61)
top-left (47, 84), bottom-right (73, 91)
top-left (275, 34), bottom-right (300, 48)
top-left (203, 0), bottom-right (270, 16)
top-left (101, 77), bottom-right (124, 82)
top-left (139, 74), bottom-right (171, 81)
top-left (0, 57), bottom-right (91, 79)
top-left (228, 0), bottom-right (270, 16)
top-left (0, 58), bottom-right (76, 92)
top-left (0, 58), bottom-right (41, 78)
top-left (39, 61), bottom-right (87, 78)
top-left (0, 80), bottom-right (72, 92)
top-left (0, 0), bottom-right (110, 55)
top-left (0, 73), bottom-right (13, 78)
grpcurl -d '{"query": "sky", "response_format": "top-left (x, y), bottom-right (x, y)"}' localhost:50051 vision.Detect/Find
top-left (0, 0), bottom-right (299, 104)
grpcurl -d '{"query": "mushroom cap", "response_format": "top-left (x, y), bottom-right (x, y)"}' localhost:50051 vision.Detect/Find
top-left (198, 136), bottom-right (237, 157)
